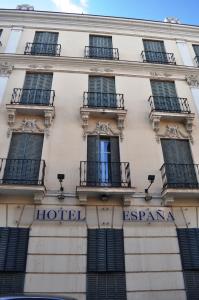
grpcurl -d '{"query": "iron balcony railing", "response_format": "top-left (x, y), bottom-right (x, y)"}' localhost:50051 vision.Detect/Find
top-left (148, 96), bottom-right (191, 113)
top-left (141, 51), bottom-right (176, 65)
top-left (83, 92), bottom-right (124, 109)
top-left (11, 88), bottom-right (55, 106)
top-left (0, 159), bottom-right (46, 185)
top-left (79, 161), bottom-right (131, 188)
top-left (160, 163), bottom-right (199, 189)
top-left (194, 56), bottom-right (199, 66)
top-left (85, 46), bottom-right (119, 60)
top-left (24, 42), bottom-right (61, 56)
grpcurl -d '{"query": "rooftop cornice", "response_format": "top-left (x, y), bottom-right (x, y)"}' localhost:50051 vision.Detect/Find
top-left (0, 9), bottom-right (199, 38)
top-left (0, 54), bottom-right (198, 77)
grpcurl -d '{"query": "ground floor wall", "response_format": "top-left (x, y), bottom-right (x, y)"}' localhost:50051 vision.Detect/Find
top-left (1, 200), bottom-right (197, 300)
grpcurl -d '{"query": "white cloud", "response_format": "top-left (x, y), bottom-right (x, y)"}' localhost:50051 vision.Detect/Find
top-left (51, 0), bottom-right (88, 13)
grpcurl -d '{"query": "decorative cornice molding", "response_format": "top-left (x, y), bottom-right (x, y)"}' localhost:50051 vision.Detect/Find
top-left (185, 74), bottom-right (199, 88)
top-left (156, 124), bottom-right (193, 143)
top-left (0, 62), bottom-right (14, 77)
top-left (7, 118), bottom-right (44, 137)
top-left (86, 121), bottom-right (121, 139)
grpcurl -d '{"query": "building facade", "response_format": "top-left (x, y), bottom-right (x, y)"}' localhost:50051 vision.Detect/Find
top-left (0, 6), bottom-right (199, 300)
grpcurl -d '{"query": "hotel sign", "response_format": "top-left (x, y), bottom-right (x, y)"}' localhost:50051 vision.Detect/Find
top-left (36, 208), bottom-right (86, 221)
top-left (123, 208), bottom-right (175, 222)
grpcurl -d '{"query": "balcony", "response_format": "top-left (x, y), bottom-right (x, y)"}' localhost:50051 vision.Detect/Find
top-left (80, 92), bottom-right (127, 138)
top-left (0, 158), bottom-right (46, 202)
top-left (161, 163), bottom-right (199, 203)
top-left (85, 46), bottom-right (119, 60)
top-left (6, 88), bottom-right (55, 129)
top-left (148, 96), bottom-right (195, 134)
top-left (141, 51), bottom-right (176, 64)
top-left (24, 42), bottom-right (61, 56)
top-left (76, 161), bottom-right (134, 205)
top-left (194, 56), bottom-right (199, 66)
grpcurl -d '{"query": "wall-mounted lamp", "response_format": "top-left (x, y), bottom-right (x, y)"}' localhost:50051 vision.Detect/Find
top-left (57, 173), bottom-right (65, 201)
top-left (145, 175), bottom-right (155, 201)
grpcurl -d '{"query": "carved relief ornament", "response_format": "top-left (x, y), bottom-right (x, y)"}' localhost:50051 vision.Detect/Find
top-left (185, 75), bottom-right (199, 88)
top-left (0, 62), bottom-right (14, 77)
top-left (156, 125), bottom-right (193, 143)
top-left (86, 121), bottom-right (121, 139)
top-left (7, 119), bottom-right (44, 137)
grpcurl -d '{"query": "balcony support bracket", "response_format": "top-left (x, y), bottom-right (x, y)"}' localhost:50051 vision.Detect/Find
top-left (123, 195), bottom-right (132, 206)
top-left (34, 192), bottom-right (45, 204)
top-left (81, 111), bottom-right (89, 139)
top-left (7, 108), bottom-right (16, 127)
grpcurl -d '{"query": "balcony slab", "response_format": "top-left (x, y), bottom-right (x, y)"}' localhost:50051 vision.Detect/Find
top-left (162, 188), bottom-right (199, 205)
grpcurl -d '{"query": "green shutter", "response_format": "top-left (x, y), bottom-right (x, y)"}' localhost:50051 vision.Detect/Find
top-left (4, 133), bottom-right (44, 184)
top-left (89, 36), bottom-right (113, 59)
top-left (193, 45), bottom-right (199, 57)
top-left (0, 228), bottom-right (9, 271)
top-left (151, 80), bottom-right (181, 112)
top-left (0, 273), bottom-right (25, 294)
top-left (87, 136), bottom-right (98, 186)
top-left (110, 137), bottom-right (121, 186)
top-left (21, 73), bottom-right (53, 105)
top-left (32, 32), bottom-right (58, 55)
top-left (184, 271), bottom-right (199, 300)
top-left (161, 139), bottom-right (198, 188)
top-left (143, 40), bottom-right (167, 63)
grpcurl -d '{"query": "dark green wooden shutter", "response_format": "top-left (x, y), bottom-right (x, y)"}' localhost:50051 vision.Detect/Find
top-left (151, 80), bottom-right (181, 112)
top-left (89, 36), bottom-right (113, 59)
top-left (110, 137), bottom-right (121, 187)
top-left (0, 273), bottom-right (25, 294)
top-left (193, 45), bottom-right (199, 57)
top-left (32, 32), bottom-right (58, 55)
top-left (21, 73), bottom-right (53, 105)
top-left (143, 40), bottom-right (167, 63)
top-left (184, 271), bottom-right (199, 300)
top-left (0, 228), bottom-right (9, 271)
top-left (87, 273), bottom-right (127, 300)
top-left (4, 133), bottom-right (44, 184)
top-left (161, 139), bottom-right (198, 188)
top-left (107, 229), bottom-right (125, 272)
top-left (87, 136), bottom-right (98, 186)
top-left (88, 76), bottom-right (116, 107)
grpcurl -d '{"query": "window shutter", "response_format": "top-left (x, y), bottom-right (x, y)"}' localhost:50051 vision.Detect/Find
top-left (161, 140), bottom-right (197, 188)
top-left (90, 36), bottom-right (112, 48)
top-left (106, 229), bottom-right (125, 272)
top-left (87, 136), bottom-right (98, 186)
top-left (96, 229), bottom-right (107, 272)
top-left (151, 80), bottom-right (181, 112)
top-left (87, 273), bottom-right (127, 300)
top-left (110, 137), bottom-right (121, 187)
top-left (0, 228), bottom-right (9, 271)
top-left (143, 40), bottom-right (167, 63)
top-left (0, 273), bottom-right (25, 294)
top-left (33, 32), bottom-right (58, 55)
top-left (144, 40), bottom-right (165, 52)
top-left (22, 73), bottom-right (53, 105)
top-left (193, 45), bottom-right (199, 57)
top-left (184, 271), bottom-right (199, 300)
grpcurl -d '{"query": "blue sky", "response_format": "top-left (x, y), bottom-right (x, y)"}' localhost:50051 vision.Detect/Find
top-left (0, 0), bottom-right (198, 26)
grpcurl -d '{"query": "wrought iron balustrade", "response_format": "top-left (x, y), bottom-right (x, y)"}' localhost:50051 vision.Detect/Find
top-left (83, 92), bottom-right (124, 109)
top-left (11, 88), bottom-right (55, 106)
top-left (160, 163), bottom-right (199, 189)
top-left (0, 158), bottom-right (46, 185)
top-left (79, 161), bottom-right (131, 187)
top-left (194, 56), bottom-right (199, 66)
top-left (141, 50), bottom-right (176, 64)
top-left (148, 96), bottom-right (191, 113)
top-left (85, 46), bottom-right (119, 60)
top-left (24, 42), bottom-right (61, 56)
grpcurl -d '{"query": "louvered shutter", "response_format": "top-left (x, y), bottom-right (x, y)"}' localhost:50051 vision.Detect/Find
top-left (0, 228), bottom-right (9, 271)
top-left (102, 77), bottom-right (116, 107)
top-left (193, 45), bottom-right (199, 57)
top-left (143, 40), bottom-right (167, 63)
top-left (151, 80), bottom-right (181, 112)
top-left (87, 136), bottom-right (98, 186)
top-left (4, 133), bottom-right (44, 184)
top-left (107, 229), bottom-right (125, 272)
top-left (33, 32), bottom-right (58, 55)
top-left (110, 137), bottom-right (121, 187)
top-left (21, 73), bottom-right (53, 105)
top-left (0, 273), bottom-right (25, 294)
top-left (87, 273), bottom-right (127, 300)
top-left (184, 271), bottom-right (199, 300)
top-left (89, 36), bottom-right (113, 59)
top-left (161, 139), bottom-right (197, 188)
top-left (88, 76), bottom-right (102, 107)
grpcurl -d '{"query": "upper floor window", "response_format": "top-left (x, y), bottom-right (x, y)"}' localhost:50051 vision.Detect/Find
top-left (24, 31), bottom-right (61, 56)
top-left (142, 40), bottom-right (175, 65)
top-left (85, 35), bottom-right (119, 60)
top-left (193, 44), bottom-right (199, 66)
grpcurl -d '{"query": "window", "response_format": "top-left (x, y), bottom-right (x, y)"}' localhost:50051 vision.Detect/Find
top-left (31, 31), bottom-right (58, 55)
top-left (0, 227), bottom-right (29, 294)
top-left (87, 229), bottom-right (126, 300)
top-left (177, 228), bottom-right (199, 300)
top-left (150, 80), bottom-right (181, 112)
top-left (21, 72), bottom-right (53, 105)
top-left (88, 76), bottom-right (116, 108)
top-left (161, 139), bottom-right (197, 188)
top-left (193, 45), bottom-right (199, 65)
top-left (87, 136), bottom-right (120, 186)
top-left (89, 35), bottom-right (113, 59)
top-left (143, 40), bottom-right (168, 63)
top-left (4, 133), bottom-right (44, 185)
